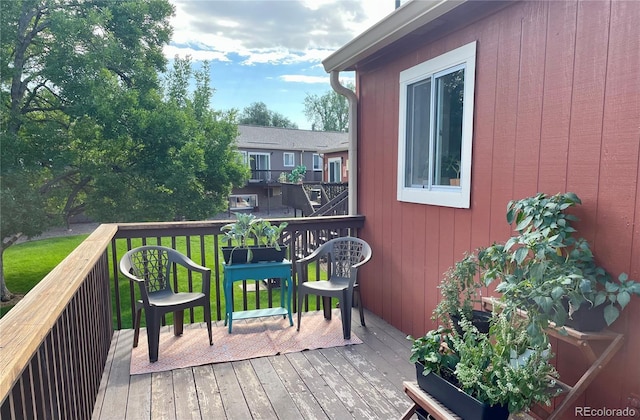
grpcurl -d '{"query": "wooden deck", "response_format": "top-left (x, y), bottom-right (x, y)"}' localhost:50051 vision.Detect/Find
top-left (92, 308), bottom-right (417, 420)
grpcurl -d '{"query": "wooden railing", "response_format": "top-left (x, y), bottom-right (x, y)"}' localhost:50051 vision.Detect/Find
top-left (0, 224), bottom-right (117, 419)
top-left (0, 215), bottom-right (364, 419)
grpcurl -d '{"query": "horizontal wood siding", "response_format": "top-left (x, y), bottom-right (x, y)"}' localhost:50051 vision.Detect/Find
top-left (356, 0), bottom-right (640, 412)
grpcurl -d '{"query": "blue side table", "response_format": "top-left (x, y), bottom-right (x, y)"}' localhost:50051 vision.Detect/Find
top-left (223, 260), bottom-right (293, 333)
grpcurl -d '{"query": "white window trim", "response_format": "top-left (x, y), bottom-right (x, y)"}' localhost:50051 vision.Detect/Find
top-left (397, 41), bottom-right (476, 209)
top-left (313, 153), bottom-right (322, 171)
top-left (239, 150), bottom-right (248, 165)
top-left (283, 152), bottom-right (295, 167)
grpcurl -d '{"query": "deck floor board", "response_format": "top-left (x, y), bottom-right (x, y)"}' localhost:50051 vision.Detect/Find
top-left (93, 309), bottom-right (416, 419)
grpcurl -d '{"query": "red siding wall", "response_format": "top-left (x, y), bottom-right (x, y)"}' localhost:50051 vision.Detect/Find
top-left (356, 0), bottom-right (640, 416)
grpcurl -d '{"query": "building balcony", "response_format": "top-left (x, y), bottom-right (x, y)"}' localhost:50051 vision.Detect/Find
top-left (0, 215), bottom-right (416, 419)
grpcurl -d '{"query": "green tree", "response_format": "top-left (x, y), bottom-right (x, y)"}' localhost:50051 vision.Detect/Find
top-left (238, 101), bottom-right (298, 129)
top-left (0, 1), bottom-right (248, 301)
top-left (303, 82), bottom-right (352, 132)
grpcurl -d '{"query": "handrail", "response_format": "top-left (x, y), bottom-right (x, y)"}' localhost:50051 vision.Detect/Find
top-left (0, 224), bottom-right (117, 418)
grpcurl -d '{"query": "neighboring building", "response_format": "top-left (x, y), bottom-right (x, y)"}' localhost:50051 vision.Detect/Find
top-left (324, 0), bottom-right (639, 414)
top-left (230, 125), bottom-right (347, 212)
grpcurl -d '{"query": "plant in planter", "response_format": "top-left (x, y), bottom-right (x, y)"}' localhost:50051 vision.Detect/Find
top-left (221, 213), bottom-right (288, 264)
top-left (433, 253), bottom-right (493, 334)
top-left (409, 311), bottom-right (560, 419)
top-left (251, 218), bottom-right (288, 249)
top-left (486, 192), bottom-right (640, 339)
top-left (442, 154), bottom-right (461, 186)
top-left (287, 165), bottom-right (307, 183)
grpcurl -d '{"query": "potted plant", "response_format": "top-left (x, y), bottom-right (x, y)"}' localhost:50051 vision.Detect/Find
top-left (409, 311), bottom-right (560, 419)
top-left (287, 165), bottom-right (307, 183)
top-left (443, 154), bottom-right (461, 186)
top-left (221, 213), bottom-right (288, 264)
top-left (433, 253), bottom-right (492, 334)
top-left (485, 192), bottom-right (640, 340)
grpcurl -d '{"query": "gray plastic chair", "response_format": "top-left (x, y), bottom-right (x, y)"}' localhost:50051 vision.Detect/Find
top-left (296, 237), bottom-right (372, 339)
top-left (120, 246), bottom-right (213, 362)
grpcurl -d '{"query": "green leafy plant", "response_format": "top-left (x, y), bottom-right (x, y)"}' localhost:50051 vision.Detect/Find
top-left (489, 192), bottom-right (640, 338)
top-left (433, 253), bottom-right (488, 323)
top-left (452, 312), bottom-right (560, 414)
top-left (408, 326), bottom-right (459, 376)
top-left (221, 213), bottom-right (289, 264)
top-left (221, 213), bottom-right (258, 262)
top-left (287, 165), bottom-right (307, 183)
top-left (250, 219), bottom-right (288, 250)
top-left (409, 311), bottom-right (560, 414)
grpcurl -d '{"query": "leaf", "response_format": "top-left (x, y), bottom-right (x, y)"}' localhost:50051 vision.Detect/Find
top-left (514, 247), bottom-right (529, 265)
top-left (605, 281), bottom-right (618, 293)
top-left (617, 291), bottom-right (631, 309)
top-left (603, 305), bottom-right (619, 326)
top-left (579, 279), bottom-right (592, 293)
top-left (593, 293), bottom-right (606, 307)
top-left (551, 286), bottom-right (564, 300)
top-left (506, 206), bottom-right (516, 224)
top-left (515, 215), bottom-right (533, 232)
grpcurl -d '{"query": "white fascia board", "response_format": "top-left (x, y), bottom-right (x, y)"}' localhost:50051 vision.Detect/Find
top-left (322, 0), bottom-right (466, 73)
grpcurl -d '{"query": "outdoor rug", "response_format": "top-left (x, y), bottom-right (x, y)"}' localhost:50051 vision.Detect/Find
top-left (130, 310), bottom-right (362, 375)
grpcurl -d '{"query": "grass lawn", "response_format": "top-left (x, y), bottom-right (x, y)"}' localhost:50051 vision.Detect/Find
top-left (2, 235), bottom-right (90, 317)
top-left (3, 235), bottom-right (323, 325)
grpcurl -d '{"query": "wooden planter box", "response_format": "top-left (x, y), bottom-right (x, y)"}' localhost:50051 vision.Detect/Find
top-left (415, 362), bottom-right (508, 420)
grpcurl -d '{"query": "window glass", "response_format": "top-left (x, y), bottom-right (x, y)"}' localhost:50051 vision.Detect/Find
top-left (433, 67), bottom-right (464, 187)
top-left (284, 152), bottom-right (294, 167)
top-left (249, 153), bottom-right (270, 181)
top-left (313, 154), bottom-right (322, 171)
top-left (405, 79), bottom-right (431, 187)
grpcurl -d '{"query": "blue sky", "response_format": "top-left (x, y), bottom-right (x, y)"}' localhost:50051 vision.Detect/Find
top-left (165, 0), bottom-right (398, 129)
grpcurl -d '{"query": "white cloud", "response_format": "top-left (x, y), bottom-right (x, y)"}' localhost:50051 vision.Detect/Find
top-left (279, 75), bottom-right (329, 84)
top-left (164, 45), bottom-right (230, 62)
top-left (167, 0), bottom-right (396, 65)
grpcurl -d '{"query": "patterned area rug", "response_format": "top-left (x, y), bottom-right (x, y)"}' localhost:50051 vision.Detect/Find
top-left (130, 310), bottom-right (362, 375)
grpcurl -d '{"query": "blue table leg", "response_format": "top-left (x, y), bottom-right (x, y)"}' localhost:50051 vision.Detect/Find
top-left (287, 275), bottom-right (293, 326)
top-left (225, 279), bottom-right (233, 333)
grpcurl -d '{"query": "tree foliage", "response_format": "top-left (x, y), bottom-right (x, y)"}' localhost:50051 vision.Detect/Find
top-left (238, 101), bottom-right (298, 129)
top-left (0, 0), bottom-right (249, 301)
top-left (303, 82), bottom-right (352, 132)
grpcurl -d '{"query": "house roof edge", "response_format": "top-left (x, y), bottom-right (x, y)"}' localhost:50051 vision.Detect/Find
top-left (322, 0), bottom-right (466, 73)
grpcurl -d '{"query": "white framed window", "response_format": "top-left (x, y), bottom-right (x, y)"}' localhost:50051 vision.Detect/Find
top-left (397, 41), bottom-right (476, 208)
top-left (313, 153), bottom-right (322, 171)
top-left (283, 152), bottom-right (295, 167)
top-left (328, 157), bottom-right (342, 182)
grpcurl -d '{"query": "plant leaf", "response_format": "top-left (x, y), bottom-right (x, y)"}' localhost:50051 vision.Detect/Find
top-left (515, 215), bottom-right (533, 232)
top-left (514, 247), bottom-right (529, 265)
top-left (551, 286), bottom-right (564, 300)
top-left (603, 305), bottom-right (619, 326)
top-left (617, 291), bottom-right (631, 309)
